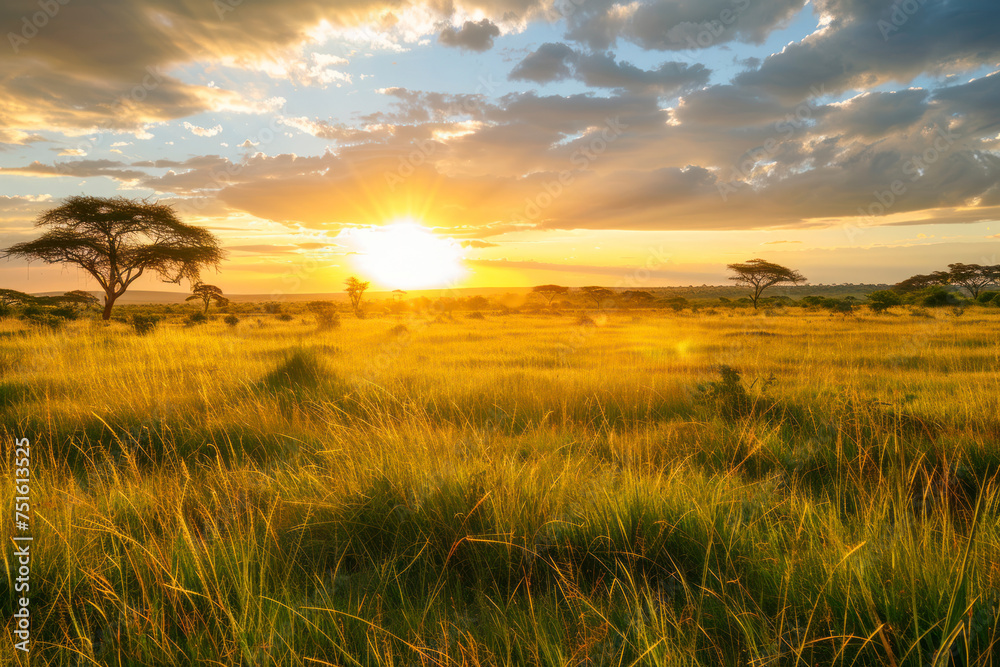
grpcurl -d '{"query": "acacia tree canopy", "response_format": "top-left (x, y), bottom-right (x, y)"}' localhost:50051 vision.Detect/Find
top-left (3, 196), bottom-right (224, 320)
top-left (726, 259), bottom-right (806, 309)
top-left (580, 285), bottom-right (614, 309)
top-left (945, 263), bottom-right (999, 298)
top-left (186, 282), bottom-right (229, 314)
top-left (532, 284), bottom-right (569, 305)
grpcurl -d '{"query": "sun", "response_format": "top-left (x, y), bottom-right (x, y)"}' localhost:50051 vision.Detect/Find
top-left (348, 219), bottom-right (467, 290)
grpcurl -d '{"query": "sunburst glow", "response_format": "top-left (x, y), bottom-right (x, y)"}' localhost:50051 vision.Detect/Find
top-left (347, 219), bottom-right (466, 290)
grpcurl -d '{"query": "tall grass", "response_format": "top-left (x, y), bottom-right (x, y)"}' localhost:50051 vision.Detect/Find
top-left (1, 308), bottom-right (998, 665)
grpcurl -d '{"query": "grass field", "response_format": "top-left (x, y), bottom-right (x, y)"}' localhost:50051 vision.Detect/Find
top-left (2, 306), bottom-right (999, 666)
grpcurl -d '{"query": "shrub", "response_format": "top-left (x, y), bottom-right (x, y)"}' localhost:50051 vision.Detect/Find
top-left (390, 324), bottom-right (408, 336)
top-left (306, 301), bottom-right (340, 330)
top-left (224, 314), bottom-right (240, 327)
top-left (976, 291), bottom-right (998, 304)
top-left (130, 314), bottom-right (160, 335)
top-left (467, 311), bottom-right (486, 320)
top-left (697, 365), bottom-right (775, 421)
top-left (263, 348), bottom-right (328, 391)
top-left (50, 306), bottom-right (79, 320)
top-left (576, 314), bottom-right (597, 327)
top-left (661, 296), bottom-right (688, 312)
top-left (185, 311), bottom-right (209, 326)
top-left (263, 302), bottom-right (283, 314)
top-left (915, 286), bottom-right (961, 307)
top-left (276, 313), bottom-right (294, 321)
top-left (866, 290), bottom-right (902, 313)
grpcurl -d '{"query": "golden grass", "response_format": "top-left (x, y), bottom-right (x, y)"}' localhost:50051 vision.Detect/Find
top-left (1, 306), bottom-right (998, 665)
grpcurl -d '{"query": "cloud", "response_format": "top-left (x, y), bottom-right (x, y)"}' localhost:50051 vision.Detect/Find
top-left (510, 44), bottom-right (710, 94)
top-left (438, 19), bottom-right (501, 51)
top-left (183, 122), bottom-right (224, 137)
top-left (0, 159), bottom-right (147, 181)
top-left (509, 43), bottom-right (577, 83)
top-left (736, 0), bottom-right (1000, 101)
top-left (563, 0), bottom-right (808, 51)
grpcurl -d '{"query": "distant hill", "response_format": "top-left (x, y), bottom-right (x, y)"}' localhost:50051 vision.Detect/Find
top-left (33, 284), bottom-right (892, 304)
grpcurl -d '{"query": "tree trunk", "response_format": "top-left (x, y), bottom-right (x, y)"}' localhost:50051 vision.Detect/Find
top-left (102, 293), bottom-right (117, 320)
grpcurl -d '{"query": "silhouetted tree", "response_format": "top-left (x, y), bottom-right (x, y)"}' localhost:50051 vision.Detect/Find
top-left (186, 282), bottom-right (229, 314)
top-left (3, 196), bottom-right (223, 320)
top-left (620, 290), bottom-right (656, 307)
top-left (532, 284), bottom-right (569, 305)
top-left (580, 286), bottom-right (614, 309)
top-left (726, 259), bottom-right (805, 309)
top-left (345, 276), bottom-right (369, 318)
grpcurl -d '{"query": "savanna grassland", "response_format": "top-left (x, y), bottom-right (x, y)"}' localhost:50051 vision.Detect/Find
top-left (2, 305), bottom-right (999, 666)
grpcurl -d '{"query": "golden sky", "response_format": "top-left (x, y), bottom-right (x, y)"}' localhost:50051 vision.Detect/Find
top-left (1, 0), bottom-right (999, 293)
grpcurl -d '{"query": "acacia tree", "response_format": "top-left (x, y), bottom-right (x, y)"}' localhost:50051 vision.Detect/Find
top-left (532, 284), bottom-right (569, 306)
top-left (186, 282), bottom-right (229, 314)
top-left (580, 286), bottom-right (614, 309)
top-left (3, 196), bottom-right (224, 320)
top-left (726, 259), bottom-right (806, 309)
top-left (345, 276), bottom-right (369, 318)
top-left (620, 290), bottom-right (656, 307)
top-left (0, 289), bottom-right (34, 308)
top-left (893, 273), bottom-right (948, 293)
top-left (945, 263), bottom-right (998, 299)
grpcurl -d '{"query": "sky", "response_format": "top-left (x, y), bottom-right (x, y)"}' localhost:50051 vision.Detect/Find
top-left (1, 0), bottom-right (999, 295)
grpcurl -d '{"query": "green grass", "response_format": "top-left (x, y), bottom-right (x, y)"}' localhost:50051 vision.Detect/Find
top-left (1, 306), bottom-right (998, 665)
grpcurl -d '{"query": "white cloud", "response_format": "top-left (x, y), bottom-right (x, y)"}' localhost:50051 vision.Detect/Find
top-left (183, 122), bottom-right (224, 137)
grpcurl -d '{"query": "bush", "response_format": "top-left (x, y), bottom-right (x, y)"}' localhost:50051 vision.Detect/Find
top-left (661, 296), bottom-right (688, 312)
top-left (467, 311), bottom-right (486, 320)
top-left (263, 302), bottom-right (283, 314)
top-left (50, 306), bottom-right (79, 320)
top-left (185, 311), bottom-right (209, 326)
top-left (915, 286), bottom-right (961, 307)
top-left (276, 313), bottom-right (294, 321)
top-left (130, 314), bottom-right (160, 335)
top-left (306, 301), bottom-right (340, 330)
top-left (697, 365), bottom-right (775, 421)
top-left (866, 290), bottom-right (902, 313)
top-left (224, 314), bottom-right (240, 327)
top-left (976, 291), bottom-right (998, 304)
